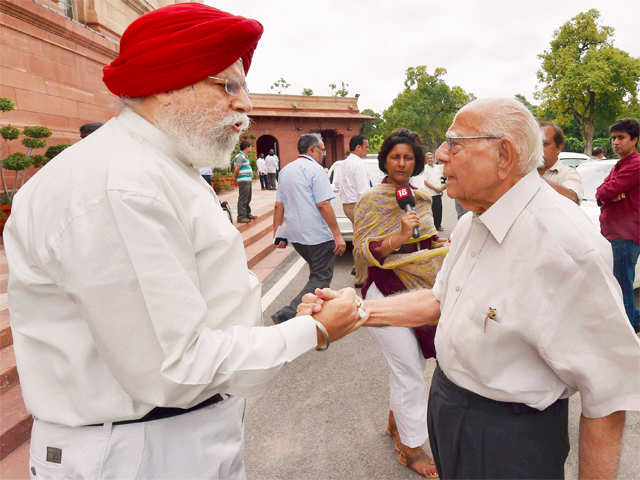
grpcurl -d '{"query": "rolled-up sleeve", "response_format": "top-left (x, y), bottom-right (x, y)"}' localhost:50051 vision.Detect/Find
top-left (538, 249), bottom-right (640, 418)
top-left (49, 190), bottom-right (317, 408)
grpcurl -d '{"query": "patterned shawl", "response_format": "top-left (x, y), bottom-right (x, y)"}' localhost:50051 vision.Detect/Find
top-left (353, 183), bottom-right (448, 291)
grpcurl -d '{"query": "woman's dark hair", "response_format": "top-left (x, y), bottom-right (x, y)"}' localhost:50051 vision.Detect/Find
top-left (377, 128), bottom-right (425, 176)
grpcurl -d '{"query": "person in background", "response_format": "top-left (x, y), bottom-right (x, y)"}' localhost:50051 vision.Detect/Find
top-left (592, 146), bottom-right (606, 159)
top-left (271, 133), bottom-right (346, 324)
top-left (79, 122), bottom-right (103, 138)
top-left (596, 117), bottom-right (640, 332)
top-left (4, 5), bottom-right (365, 478)
top-left (336, 134), bottom-right (370, 287)
top-left (538, 121), bottom-right (583, 204)
top-left (257, 152), bottom-right (268, 190)
top-left (233, 139), bottom-right (256, 223)
top-left (423, 152), bottom-right (446, 231)
top-left (354, 129), bottom-right (446, 478)
top-left (199, 165), bottom-right (213, 185)
top-left (265, 148), bottom-right (279, 189)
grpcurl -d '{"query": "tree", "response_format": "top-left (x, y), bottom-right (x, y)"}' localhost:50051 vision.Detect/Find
top-left (515, 94), bottom-right (539, 117)
top-left (270, 77), bottom-right (291, 94)
top-left (536, 9), bottom-right (640, 154)
top-left (381, 66), bottom-right (474, 151)
top-left (302, 88), bottom-right (313, 96)
top-left (329, 81), bottom-right (349, 97)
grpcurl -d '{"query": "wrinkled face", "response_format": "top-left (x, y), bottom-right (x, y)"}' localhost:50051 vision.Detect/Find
top-left (436, 107), bottom-right (502, 210)
top-left (541, 125), bottom-right (562, 169)
top-left (354, 139), bottom-right (369, 158)
top-left (155, 60), bottom-right (251, 167)
top-left (385, 143), bottom-right (415, 186)
top-left (309, 141), bottom-right (326, 164)
top-left (611, 130), bottom-right (638, 158)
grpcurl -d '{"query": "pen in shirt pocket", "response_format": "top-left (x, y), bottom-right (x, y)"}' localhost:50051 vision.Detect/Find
top-left (483, 307), bottom-right (497, 333)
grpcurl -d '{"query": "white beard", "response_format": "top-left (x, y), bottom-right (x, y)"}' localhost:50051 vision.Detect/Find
top-left (156, 102), bottom-right (250, 168)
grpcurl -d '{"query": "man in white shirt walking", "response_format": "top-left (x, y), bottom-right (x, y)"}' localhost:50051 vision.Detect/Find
top-left (4, 5), bottom-right (364, 478)
top-left (336, 135), bottom-right (370, 286)
top-left (539, 121), bottom-right (584, 204)
top-left (265, 148), bottom-right (279, 190)
top-left (423, 151), bottom-right (446, 231)
top-left (256, 152), bottom-right (268, 190)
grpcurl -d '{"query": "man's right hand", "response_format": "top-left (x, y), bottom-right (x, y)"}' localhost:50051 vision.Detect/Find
top-left (333, 234), bottom-right (346, 256)
top-left (311, 287), bottom-right (367, 343)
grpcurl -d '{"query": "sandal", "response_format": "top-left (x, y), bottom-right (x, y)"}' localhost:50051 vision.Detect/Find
top-left (398, 446), bottom-right (439, 479)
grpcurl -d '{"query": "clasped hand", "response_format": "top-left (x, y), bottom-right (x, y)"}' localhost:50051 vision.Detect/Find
top-left (296, 287), bottom-right (368, 342)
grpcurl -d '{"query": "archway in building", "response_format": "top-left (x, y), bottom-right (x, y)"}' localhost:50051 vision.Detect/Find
top-left (256, 134), bottom-right (279, 158)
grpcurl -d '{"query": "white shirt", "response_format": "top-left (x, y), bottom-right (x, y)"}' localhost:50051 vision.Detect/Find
top-left (264, 154), bottom-right (278, 174)
top-left (542, 160), bottom-right (584, 202)
top-left (256, 157), bottom-right (267, 175)
top-left (433, 170), bottom-right (640, 418)
top-left (423, 163), bottom-right (444, 196)
top-left (335, 153), bottom-right (371, 204)
top-left (4, 108), bottom-right (317, 427)
top-left (198, 166), bottom-right (212, 176)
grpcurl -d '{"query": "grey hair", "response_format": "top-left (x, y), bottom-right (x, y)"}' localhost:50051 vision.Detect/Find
top-left (297, 133), bottom-right (322, 154)
top-left (455, 98), bottom-right (543, 173)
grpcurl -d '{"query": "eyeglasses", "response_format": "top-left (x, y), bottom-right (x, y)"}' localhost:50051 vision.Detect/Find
top-left (445, 135), bottom-right (503, 150)
top-left (206, 76), bottom-right (249, 97)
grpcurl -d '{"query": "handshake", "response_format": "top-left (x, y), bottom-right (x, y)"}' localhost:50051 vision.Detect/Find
top-left (296, 288), bottom-right (369, 350)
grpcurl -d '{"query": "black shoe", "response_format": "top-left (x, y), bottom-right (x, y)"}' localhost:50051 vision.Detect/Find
top-left (355, 283), bottom-right (363, 289)
top-left (237, 217), bottom-right (251, 224)
top-left (271, 313), bottom-right (288, 324)
top-left (248, 214), bottom-right (258, 219)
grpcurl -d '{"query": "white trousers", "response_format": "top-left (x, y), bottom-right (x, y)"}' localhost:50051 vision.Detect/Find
top-left (28, 396), bottom-right (246, 479)
top-left (366, 283), bottom-right (428, 448)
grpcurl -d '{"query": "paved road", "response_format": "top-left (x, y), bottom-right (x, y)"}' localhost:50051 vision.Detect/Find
top-left (248, 247), bottom-right (639, 479)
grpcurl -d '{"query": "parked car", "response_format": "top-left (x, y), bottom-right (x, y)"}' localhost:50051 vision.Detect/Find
top-left (558, 151), bottom-right (593, 168)
top-left (577, 159), bottom-right (639, 289)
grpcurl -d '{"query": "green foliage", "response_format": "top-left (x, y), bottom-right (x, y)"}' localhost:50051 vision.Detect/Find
top-left (381, 66), bottom-right (474, 151)
top-left (0, 125), bottom-right (20, 141)
top-left (3, 152), bottom-right (32, 171)
top-left (359, 109), bottom-right (383, 144)
top-left (564, 136), bottom-right (585, 153)
top-left (213, 167), bottom-right (233, 178)
top-left (22, 126), bottom-right (52, 138)
top-left (31, 154), bottom-right (48, 168)
top-left (592, 137), bottom-right (613, 156)
top-left (270, 77), bottom-right (291, 94)
top-left (302, 88), bottom-right (313, 96)
top-left (536, 9), bottom-right (640, 154)
top-left (329, 81), bottom-right (349, 97)
top-left (22, 137), bottom-right (46, 149)
top-left (45, 144), bottom-right (70, 160)
top-left (0, 97), bottom-right (14, 112)
top-left (368, 134), bottom-right (385, 154)
top-left (515, 94), bottom-right (538, 117)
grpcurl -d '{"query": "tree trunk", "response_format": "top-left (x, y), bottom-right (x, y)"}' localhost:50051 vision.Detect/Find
top-left (584, 120), bottom-right (595, 156)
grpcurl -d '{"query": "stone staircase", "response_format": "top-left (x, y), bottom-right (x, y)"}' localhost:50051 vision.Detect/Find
top-left (0, 188), bottom-right (279, 478)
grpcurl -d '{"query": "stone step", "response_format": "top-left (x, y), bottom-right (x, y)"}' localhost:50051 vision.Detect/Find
top-left (0, 345), bottom-right (18, 393)
top-left (0, 440), bottom-right (28, 480)
top-left (242, 217), bottom-right (272, 249)
top-left (0, 310), bottom-right (11, 349)
top-left (0, 385), bottom-right (32, 461)
top-left (245, 231), bottom-right (277, 270)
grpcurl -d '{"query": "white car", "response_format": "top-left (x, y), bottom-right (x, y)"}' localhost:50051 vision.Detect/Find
top-left (558, 151), bottom-right (593, 168)
top-left (577, 159), bottom-right (639, 289)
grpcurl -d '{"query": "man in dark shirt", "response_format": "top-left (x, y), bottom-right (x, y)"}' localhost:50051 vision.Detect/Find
top-left (596, 117), bottom-right (640, 332)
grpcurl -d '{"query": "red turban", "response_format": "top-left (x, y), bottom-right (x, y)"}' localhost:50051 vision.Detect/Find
top-left (103, 3), bottom-right (263, 98)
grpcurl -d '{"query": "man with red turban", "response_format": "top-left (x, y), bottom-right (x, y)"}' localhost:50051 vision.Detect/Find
top-left (4, 4), bottom-right (364, 478)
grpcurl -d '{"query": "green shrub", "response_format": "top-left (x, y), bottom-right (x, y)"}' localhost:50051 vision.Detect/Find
top-left (0, 98), bottom-right (14, 112)
top-left (563, 136), bottom-right (584, 153)
top-left (45, 144), bottom-right (70, 160)
top-left (22, 137), bottom-right (46, 149)
top-left (31, 154), bottom-right (48, 168)
top-left (592, 137), bottom-right (612, 157)
top-left (0, 125), bottom-right (20, 141)
top-left (22, 126), bottom-right (52, 138)
top-left (3, 152), bottom-right (32, 170)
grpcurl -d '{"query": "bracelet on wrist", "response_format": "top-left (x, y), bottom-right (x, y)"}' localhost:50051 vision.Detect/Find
top-left (314, 320), bottom-right (330, 351)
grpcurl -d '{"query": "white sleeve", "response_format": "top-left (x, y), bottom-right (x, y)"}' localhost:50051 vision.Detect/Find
top-left (355, 161), bottom-right (372, 198)
top-left (50, 191), bottom-right (317, 406)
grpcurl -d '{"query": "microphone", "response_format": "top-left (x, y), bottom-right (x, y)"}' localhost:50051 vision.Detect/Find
top-left (395, 185), bottom-right (419, 239)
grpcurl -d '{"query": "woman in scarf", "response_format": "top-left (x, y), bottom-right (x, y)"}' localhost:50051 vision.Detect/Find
top-left (354, 129), bottom-right (448, 478)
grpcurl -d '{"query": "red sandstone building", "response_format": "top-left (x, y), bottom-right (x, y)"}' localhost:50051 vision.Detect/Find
top-left (1, 0), bottom-right (372, 169)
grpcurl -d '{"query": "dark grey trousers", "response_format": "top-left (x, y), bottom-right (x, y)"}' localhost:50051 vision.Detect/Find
top-left (273, 240), bottom-right (336, 322)
top-left (237, 181), bottom-right (252, 219)
top-left (267, 173), bottom-right (277, 190)
top-left (427, 365), bottom-right (569, 479)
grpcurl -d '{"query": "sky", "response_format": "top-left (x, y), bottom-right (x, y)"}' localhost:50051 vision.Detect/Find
top-left (206, 0), bottom-right (639, 115)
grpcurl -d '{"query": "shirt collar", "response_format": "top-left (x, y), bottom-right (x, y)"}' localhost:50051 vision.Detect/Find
top-left (478, 169), bottom-right (542, 244)
top-left (299, 154), bottom-right (317, 163)
top-left (546, 160), bottom-right (561, 173)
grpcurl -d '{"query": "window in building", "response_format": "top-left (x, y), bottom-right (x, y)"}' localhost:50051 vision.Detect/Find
top-left (59, 0), bottom-right (74, 19)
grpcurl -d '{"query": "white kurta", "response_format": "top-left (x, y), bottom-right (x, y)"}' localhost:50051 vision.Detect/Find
top-left (5, 108), bottom-right (317, 427)
top-left (433, 170), bottom-right (640, 418)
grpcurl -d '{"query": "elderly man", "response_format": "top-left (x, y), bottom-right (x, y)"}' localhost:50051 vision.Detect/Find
top-left (539, 121), bottom-right (584, 204)
top-left (4, 5), bottom-right (364, 478)
top-left (303, 98), bottom-right (640, 479)
top-left (271, 133), bottom-right (346, 324)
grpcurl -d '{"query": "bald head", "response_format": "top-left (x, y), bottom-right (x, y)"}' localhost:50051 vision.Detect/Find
top-left (453, 98), bottom-right (543, 174)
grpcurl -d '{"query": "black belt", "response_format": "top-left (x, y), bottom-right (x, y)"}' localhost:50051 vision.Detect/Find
top-left (88, 393), bottom-right (225, 427)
